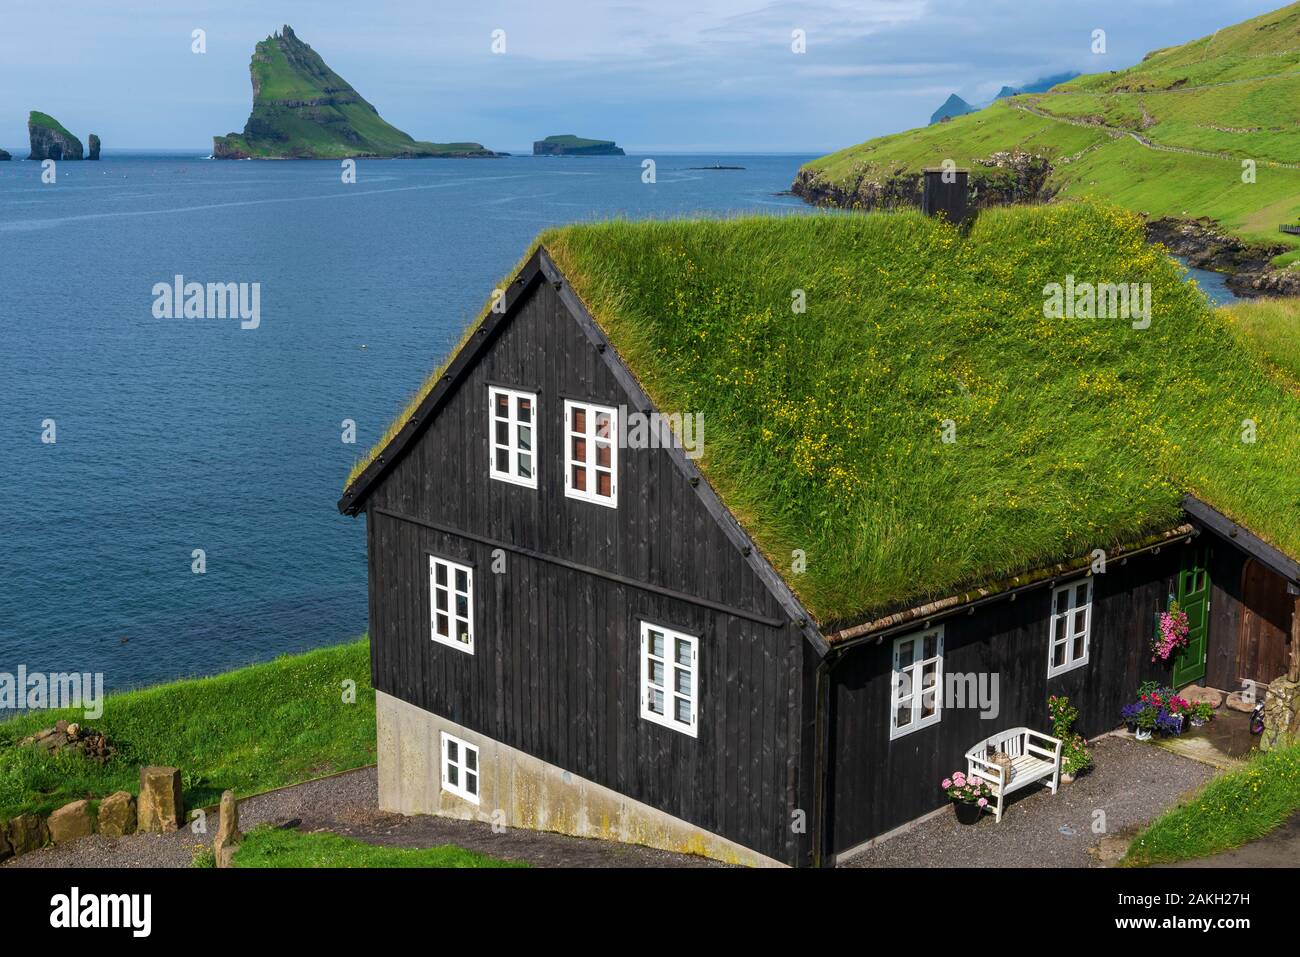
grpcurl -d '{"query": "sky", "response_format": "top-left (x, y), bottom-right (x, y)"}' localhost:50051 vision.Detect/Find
top-left (0, 0), bottom-right (1289, 153)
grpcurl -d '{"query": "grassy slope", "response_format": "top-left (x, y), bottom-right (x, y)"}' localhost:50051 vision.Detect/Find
top-left (798, 2), bottom-right (1300, 261)
top-left (0, 639), bottom-right (374, 820)
top-left (218, 31), bottom-right (489, 158)
top-left (538, 135), bottom-right (618, 148)
top-left (1221, 296), bottom-right (1300, 381)
top-left (232, 827), bottom-right (525, 868)
top-left (1123, 742), bottom-right (1300, 865)
top-left (28, 111), bottom-right (76, 138)
top-left (349, 204), bottom-right (1300, 624)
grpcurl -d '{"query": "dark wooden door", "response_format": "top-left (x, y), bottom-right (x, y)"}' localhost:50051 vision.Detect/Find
top-left (1238, 560), bottom-right (1293, 684)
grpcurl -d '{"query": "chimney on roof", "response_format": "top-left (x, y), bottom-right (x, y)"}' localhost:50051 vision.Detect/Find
top-left (922, 167), bottom-right (969, 224)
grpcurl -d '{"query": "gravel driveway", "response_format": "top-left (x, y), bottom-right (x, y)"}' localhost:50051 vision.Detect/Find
top-left (2, 765), bottom-right (724, 869)
top-left (842, 735), bottom-right (1215, 868)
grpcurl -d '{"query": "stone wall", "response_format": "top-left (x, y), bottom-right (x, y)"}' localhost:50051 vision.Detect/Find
top-left (1261, 677), bottom-right (1300, 752)
top-left (376, 690), bottom-right (782, 867)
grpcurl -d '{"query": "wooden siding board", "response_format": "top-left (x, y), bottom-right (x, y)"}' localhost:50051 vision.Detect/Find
top-left (363, 278), bottom-right (807, 864)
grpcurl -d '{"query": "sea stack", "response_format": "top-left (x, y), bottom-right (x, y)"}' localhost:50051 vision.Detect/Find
top-left (28, 112), bottom-right (84, 160)
top-left (88, 134), bottom-right (101, 160)
top-left (213, 25), bottom-right (497, 159)
top-left (533, 134), bottom-right (625, 156)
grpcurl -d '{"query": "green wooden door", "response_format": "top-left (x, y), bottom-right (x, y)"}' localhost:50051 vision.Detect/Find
top-left (1173, 548), bottom-right (1210, 687)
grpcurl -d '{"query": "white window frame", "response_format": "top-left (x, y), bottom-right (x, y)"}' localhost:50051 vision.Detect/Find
top-left (564, 399), bottom-right (618, 508)
top-left (889, 625), bottom-right (943, 740)
top-left (429, 555), bottom-right (474, 654)
top-left (440, 731), bottom-right (481, 805)
top-left (639, 621), bottom-right (698, 737)
top-left (488, 386), bottom-right (538, 489)
top-left (1047, 578), bottom-right (1093, 678)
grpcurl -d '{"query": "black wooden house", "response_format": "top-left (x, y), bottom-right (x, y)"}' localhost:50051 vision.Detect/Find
top-left (340, 217), bottom-right (1300, 867)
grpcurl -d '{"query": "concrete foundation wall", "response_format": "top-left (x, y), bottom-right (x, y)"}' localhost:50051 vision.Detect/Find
top-left (376, 691), bottom-right (782, 867)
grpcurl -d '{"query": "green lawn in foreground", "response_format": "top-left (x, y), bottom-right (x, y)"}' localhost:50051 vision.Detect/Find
top-left (0, 639), bottom-right (374, 820)
top-left (1122, 742), bottom-right (1300, 866)
top-left (231, 827), bottom-right (526, 868)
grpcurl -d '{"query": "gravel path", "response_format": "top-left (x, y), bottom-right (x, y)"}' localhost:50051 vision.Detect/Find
top-left (2, 766), bottom-right (724, 869)
top-left (842, 736), bottom-right (1215, 868)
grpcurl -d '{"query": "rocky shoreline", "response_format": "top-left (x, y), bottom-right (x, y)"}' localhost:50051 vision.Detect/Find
top-left (792, 150), bottom-right (1298, 300)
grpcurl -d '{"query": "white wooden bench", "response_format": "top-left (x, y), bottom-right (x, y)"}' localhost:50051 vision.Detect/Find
top-left (965, 727), bottom-right (1063, 823)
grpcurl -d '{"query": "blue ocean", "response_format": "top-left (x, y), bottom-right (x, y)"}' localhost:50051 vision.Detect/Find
top-left (0, 152), bottom-right (817, 692)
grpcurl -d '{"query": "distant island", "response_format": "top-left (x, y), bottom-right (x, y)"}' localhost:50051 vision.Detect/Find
top-left (533, 134), bottom-right (625, 156)
top-left (213, 26), bottom-right (498, 160)
top-left (28, 111), bottom-right (99, 161)
top-left (0, 148), bottom-right (10, 161)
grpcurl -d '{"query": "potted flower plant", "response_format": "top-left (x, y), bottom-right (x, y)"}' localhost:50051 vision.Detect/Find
top-left (941, 770), bottom-right (992, 825)
top-left (1133, 702), bottom-right (1157, 740)
top-left (1049, 695), bottom-right (1093, 782)
top-left (1189, 701), bottom-right (1215, 728)
top-left (1151, 599), bottom-right (1191, 663)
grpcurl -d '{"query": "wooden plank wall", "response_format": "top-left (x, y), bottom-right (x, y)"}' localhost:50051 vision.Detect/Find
top-left (827, 544), bottom-right (1196, 853)
top-left (364, 280), bottom-right (813, 865)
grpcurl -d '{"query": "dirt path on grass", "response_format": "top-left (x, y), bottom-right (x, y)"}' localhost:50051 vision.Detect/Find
top-left (2, 766), bottom-right (725, 869)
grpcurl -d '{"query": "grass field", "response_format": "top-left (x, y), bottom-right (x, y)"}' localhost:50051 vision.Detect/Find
top-left (1222, 296), bottom-right (1300, 381)
top-left (796, 3), bottom-right (1300, 262)
top-left (1122, 742), bottom-right (1300, 865)
top-left (231, 827), bottom-right (525, 868)
top-left (0, 639), bottom-right (374, 820)
top-left (349, 202), bottom-right (1300, 625)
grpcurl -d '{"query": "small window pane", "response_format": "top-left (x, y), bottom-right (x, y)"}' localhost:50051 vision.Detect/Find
top-left (650, 631), bottom-right (664, 658)
top-left (437, 613), bottom-right (449, 637)
top-left (572, 465), bottom-right (586, 491)
top-left (447, 765), bottom-right (459, 787)
top-left (518, 425), bottom-right (532, 451)
top-left (897, 639), bottom-right (913, 662)
top-left (455, 569), bottom-right (468, 592)
top-left (447, 740), bottom-right (458, 762)
top-left (675, 638), bottom-right (691, 665)
top-left (1073, 633), bottom-right (1086, 660)
top-left (573, 408), bottom-right (586, 433)
top-left (1073, 608), bottom-right (1086, 634)
top-left (675, 698), bottom-right (691, 724)
top-left (517, 398), bottom-right (531, 423)
top-left (495, 421), bottom-right (509, 444)
top-left (435, 563), bottom-right (447, 586)
top-left (649, 688), bottom-right (664, 714)
top-left (495, 394), bottom-right (509, 416)
top-left (920, 689), bottom-right (936, 718)
top-left (517, 453), bottom-right (532, 478)
top-left (1075, 583), bottom-right (1088, 606)
top-left (435, 590), bottom-right (447, 612)
top-left (1053, 642), bottom-right (1066, 667)
top-left (466, 748), bottom-right (477, 772)
top-left (896, 705), bottom-right (913, 727)
top-left (495, 448), bottom-right (508, 472)
top-left (595, 442), bottom-right (611, 467)
top-left (595, 411), bottom-right (611, 438)
top-left (572, 437), bottom-right (586, 460)
top-left (1054, 615), bottom-right (1066, 642)
top-left (466, 772), bottom-right (477, 795)
top-left (675, 668), bottom-right (692, 696)
top-left (456, 594), bottom-right (468, 618)
top-left (597, 471), bottom-right (612, 497)
top-left (923, 635), bottom-right (937, 659)
top-left (649, 660), bottom-right (664, 687)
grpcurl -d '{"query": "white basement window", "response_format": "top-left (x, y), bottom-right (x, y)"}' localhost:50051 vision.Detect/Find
top-left (1047, 578), bottom-right (1092, 678)
top-left (489, 386), bottom-right (538, 488)
top-left (564, 400), bottom-right (618, 507)
top-left (440, 731), bottom-right (480, 804)
top-left (890, 626), bottom-right (943, 740)
top-left (640, 621), bottom-right (698, 737)
top-left (430, 555), bottom-right (474, 654)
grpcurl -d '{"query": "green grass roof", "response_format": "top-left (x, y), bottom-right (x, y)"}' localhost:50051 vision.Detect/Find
top-left (350, 203), bottom-right (1300, 626)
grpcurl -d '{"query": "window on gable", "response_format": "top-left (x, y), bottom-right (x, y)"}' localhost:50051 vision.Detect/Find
top-left (430, 555), bottom-right (474, 654)
top-left (564, 400), bottom-right (618, 508)
top-left (1048, 578), bottom-right (1092, 677)
top-left (640, 621), bottom-right (698, 737)
top-left (890, 626), bottom-right (943, 740)
top-left (440, 731), bottom-right (480, 804)
top-left (489, 387), bottom-right (538, 488)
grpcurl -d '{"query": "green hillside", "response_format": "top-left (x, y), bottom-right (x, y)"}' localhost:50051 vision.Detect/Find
top-left (214, 25), bottom-right (496, 159)
top-left (796, 2), bottom-right (1300, 268)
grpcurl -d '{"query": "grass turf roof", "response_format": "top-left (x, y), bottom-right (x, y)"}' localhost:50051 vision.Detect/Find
top-left (349, 202), bottom-right (1300, 626)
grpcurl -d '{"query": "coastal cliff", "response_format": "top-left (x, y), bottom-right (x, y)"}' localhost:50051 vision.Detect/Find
top-left (28, 112), bottom-right (84, 161)
top-left (534, 135), bottom-right (624, 156)
top-left (213, 25), bottom-right (497, 159)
